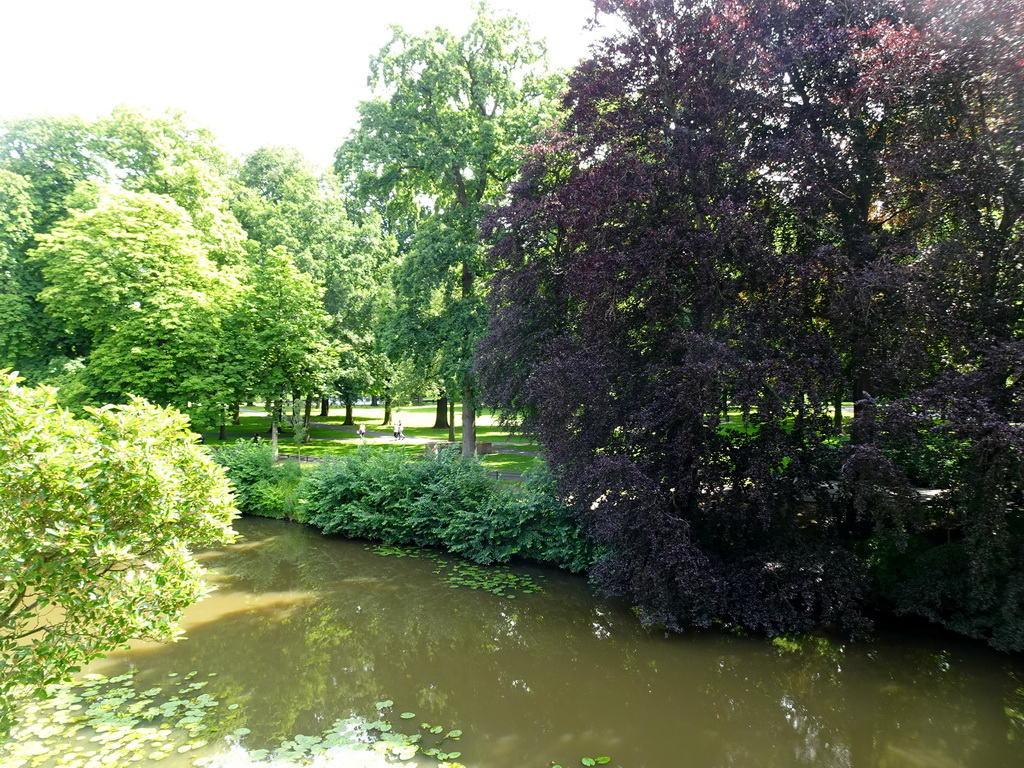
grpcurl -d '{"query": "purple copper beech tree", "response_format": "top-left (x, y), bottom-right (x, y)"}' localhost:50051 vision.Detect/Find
top-left (478, 0), bottom-right (1023, 647)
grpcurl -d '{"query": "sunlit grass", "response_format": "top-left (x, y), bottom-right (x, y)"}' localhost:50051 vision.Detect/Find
top-left (237, 403), bottom-right (536, 440)
top-left (480, 453), bottom-right (541, 474)
top-left (276, 443), bottom-right (425, 460)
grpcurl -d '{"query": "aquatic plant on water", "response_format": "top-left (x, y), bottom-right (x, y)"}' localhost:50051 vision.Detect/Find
top-left (1, 671), bottom-right (470, 768)
top-left (369, 544), bottom-right (545, 599)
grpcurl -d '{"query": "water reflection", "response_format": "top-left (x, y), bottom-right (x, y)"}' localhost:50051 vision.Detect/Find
top-left (81, 517), bottom-right (1024, 768)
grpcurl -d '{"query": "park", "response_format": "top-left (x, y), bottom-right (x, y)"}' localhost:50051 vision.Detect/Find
top-left (1, 0), bottom-right (1022, 766)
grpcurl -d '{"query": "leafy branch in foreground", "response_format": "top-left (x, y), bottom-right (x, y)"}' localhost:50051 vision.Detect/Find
top-left (0, 372), bottom-right (238, 735)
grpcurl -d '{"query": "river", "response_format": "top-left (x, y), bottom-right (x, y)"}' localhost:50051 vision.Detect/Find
top-left (6, 515), bottom-right (1024, 768)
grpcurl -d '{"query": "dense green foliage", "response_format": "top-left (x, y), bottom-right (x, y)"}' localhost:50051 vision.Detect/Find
top-left (209, 441), bottom-right (303, 519)
top-left (32, 188), bottom-right (239, 415)
top-left (0, 110), bottom-right (381, 432)
top-left (231, 146), bottom-right (396, 419)
top-left (217, 448), bottom-right (599, 573)
top-left (301, 450), bottom-right (598, 572)
top-left (0, 374), bottom-right (238, 735)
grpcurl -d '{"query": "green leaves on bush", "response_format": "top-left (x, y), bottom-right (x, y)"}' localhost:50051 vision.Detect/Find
top-left (210, 442), bottom-right (302, 520)
top-left (299, 448), bottom-right (601, 572)
top-left (0, 376), bottom-right (238, 736)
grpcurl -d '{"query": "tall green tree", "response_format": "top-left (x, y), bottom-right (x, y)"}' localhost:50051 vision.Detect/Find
top-left (338, 2), bottom-right (560, 455)
top-left (0, 109), bottom-right (249, 396)
top-left (231, 247), bottom-right (335, 452)
top-left (0, 117), bottom-right (105, 379)
top-left (32, 189), bottom-right (240, 421)
top-left (97, 107), bottom-right (247, 266)
top-left (0, 116), bottom-right (105, 233)
top-left (234, 146), bottom-right (396, 423)
top-left (0, 170), bottom-right (37, 376)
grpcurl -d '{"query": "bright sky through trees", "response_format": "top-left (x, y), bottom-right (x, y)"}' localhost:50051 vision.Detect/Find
top-left (0, 0), bottom-right (602, 167)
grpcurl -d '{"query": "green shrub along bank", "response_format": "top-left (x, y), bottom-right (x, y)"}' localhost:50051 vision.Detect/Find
top-left (210, 442), bottom-right (303, 520)
top-left (211, 445), bottom-right (601, 574)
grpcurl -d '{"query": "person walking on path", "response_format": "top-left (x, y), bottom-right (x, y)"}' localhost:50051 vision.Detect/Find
top-left (358, 423), bottom-right (366, 440)
top-left (397, 422), bottom-right (405, 441)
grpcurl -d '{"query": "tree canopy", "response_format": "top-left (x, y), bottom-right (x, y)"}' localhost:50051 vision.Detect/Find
top-left (233, 146), bottom-right (396, 422)
top-left (338, 1), bottom-right (561, 453)
top-left (0, 111), bottom-right (353, 429)
top-left (32, 188), bottom-right (240, 419)
top-left (479, 0), bottom-right (1023, 647)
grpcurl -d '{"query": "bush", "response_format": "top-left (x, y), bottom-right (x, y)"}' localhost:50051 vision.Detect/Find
top-left (298, 448), bottom-right (437, 542)
top-left (440, 463), bottom-right (604, 572)
top-left (298, 448), bottom-right (599, 572)
top-left (847, 398), bottom-right (1024, 650)
top-left (210, 442), bottom-right (302, 519)
top-left (0, 375), bottom-right (237, 735)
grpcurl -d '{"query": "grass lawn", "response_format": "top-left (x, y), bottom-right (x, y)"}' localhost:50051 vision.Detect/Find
top-left (279, 442), bottom-right (426, 460)
top-left (480, 452), bottom-right (541, 474)
top-left (303, 404), bottom-right (531, 443)
top-left (202, 406), bottom-right (541, 473)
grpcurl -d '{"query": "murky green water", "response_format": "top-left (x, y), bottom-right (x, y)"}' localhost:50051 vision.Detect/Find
top-left (9, 516), bottom-right (1024, 767)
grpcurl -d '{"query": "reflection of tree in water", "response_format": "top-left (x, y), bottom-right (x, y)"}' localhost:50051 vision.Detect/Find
top-left (1007, 677), bottom-right (1024, 743)
top-left (685, 634), bottom-right (1023, 768)
top-left (195, 517), bottom-right (324, 594)
top-left (102, 517), bottom-right (1024, 767)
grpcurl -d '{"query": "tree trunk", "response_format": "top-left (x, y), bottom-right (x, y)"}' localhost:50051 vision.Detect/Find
top-left (231, 403), bottom-right (241, 425)
top-left (852, 366), bottom-right (870, 423)
top-left (433, 392), bottom-right (449, 429)
top-left (382, 390), bottom-right (392, 426)
top-left (303, 395), bottom-right (313, 435)
top-left (344, 402), bottom-right (354, 426)
top-left (448, 398), bottom-right (455, 443)
top-left (320, 397), bottom-right (330, 418)
top-left (270, 401), bottom-right (279, 458)
top-left (371, 394), bottom-right (379, 406)
top-left (462, 378), bottom-right (476, 458)
top-left (219, 422), bottom-right (227, 441)
top-left (459, 254), bottom-right (477, 456)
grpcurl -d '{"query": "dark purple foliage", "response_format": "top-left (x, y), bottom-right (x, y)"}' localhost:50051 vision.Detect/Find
top-left (478, 0), bottom-right (1023, 647)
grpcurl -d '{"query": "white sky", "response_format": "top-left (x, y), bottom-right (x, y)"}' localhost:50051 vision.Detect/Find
top-left (0, 0), bottom-right (608, 168)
